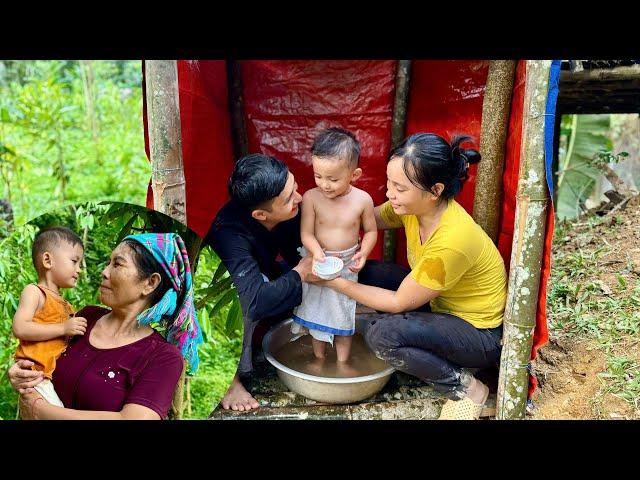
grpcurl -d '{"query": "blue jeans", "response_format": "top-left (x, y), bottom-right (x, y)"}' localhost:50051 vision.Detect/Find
top-left (358, 260), bottom-right (503, 399)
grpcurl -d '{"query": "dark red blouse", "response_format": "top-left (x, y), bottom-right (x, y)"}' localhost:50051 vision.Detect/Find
top-left (52, 306), bottom-right (184, 418)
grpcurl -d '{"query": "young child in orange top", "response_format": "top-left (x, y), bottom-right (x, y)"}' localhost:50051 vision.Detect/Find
top-left (13, 226), bottom-right (87, 407)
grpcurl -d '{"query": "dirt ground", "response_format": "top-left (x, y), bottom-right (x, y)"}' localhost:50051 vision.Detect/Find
top-left (531, 336), bottom-right (639, 419)
top-left (529, 195), bottom-right (640, 419)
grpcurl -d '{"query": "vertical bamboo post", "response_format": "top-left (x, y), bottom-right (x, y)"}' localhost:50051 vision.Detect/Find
top-left (145, 60), bottom-right (187, 419)
top-left (496, 60), bottom-right (552, 419)
top-left (145, 60), bottom-right (187, 225)
top-left (384, 60), bottom-right (412, 262)
top-left (227, 60), bottom-right (249, 161)
top-left (473, 60), bottom-right (516, 242)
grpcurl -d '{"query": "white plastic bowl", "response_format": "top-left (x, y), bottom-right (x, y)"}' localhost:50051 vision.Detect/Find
top-left (313, 256), bottom-right (344, 280)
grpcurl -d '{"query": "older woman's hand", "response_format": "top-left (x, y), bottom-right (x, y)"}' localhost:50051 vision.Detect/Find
top-left (18, 389), bottom-right (45, 420)
top-left (8, 360), bottom-right (44, 394)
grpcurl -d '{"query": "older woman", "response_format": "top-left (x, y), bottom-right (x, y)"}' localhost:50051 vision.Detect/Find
top-left (8, 233), bottom-right (203, 420)
top-left (322, 133), bottom-right (507, 420)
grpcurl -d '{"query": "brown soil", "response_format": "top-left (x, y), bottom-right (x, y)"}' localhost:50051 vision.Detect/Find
top-left (531, 335), bottom-right (639, 419)
top-left (529, 194), bottom-right (640, 419)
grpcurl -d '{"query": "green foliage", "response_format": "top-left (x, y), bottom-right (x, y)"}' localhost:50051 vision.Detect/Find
top-left (0, 61), bottom-right (242, 419)
top-left (185, 331), bottom-right (242, 420)
top-left (592, 150), bottom-right (628, 169)
top-left (0, 202), bottom-right (240, 420)
top-left (556, 114), bottom-right (612, 219)
top-left (599, 356), bottom-right (640, 408)
top-left (548, 220), bottom-right (640, 413)
top-left (0, 60), bottom-right (149, 224)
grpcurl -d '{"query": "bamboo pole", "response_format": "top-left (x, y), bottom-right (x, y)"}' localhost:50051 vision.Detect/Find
top-left (145, 60), bottom-right (187, 419)
top-left (227, 60), bottom-right (249, 160)
top-left (145, 60), bottom-right (187, 225)
top-left (384, 60), bottom-right (411, 262)
top-left (561, 64), bottom-right (640, 82)
top-left (169, 362), bottom-right (187, 420)
top-left (473, 60), bottom-right (516, 242)
top-left (496, 60), bottom-right (552, 419)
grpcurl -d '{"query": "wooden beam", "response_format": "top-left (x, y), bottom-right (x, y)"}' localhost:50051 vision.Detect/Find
top-left (227, 60), bottom-right (249, 160)
top-left (561, 64), bottom-right (640, 82)
top-left (384, 60), bottom-right (411, 262)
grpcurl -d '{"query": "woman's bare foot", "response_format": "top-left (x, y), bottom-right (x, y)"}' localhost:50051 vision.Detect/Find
top-left (220, 373), bottom-right (260, 411)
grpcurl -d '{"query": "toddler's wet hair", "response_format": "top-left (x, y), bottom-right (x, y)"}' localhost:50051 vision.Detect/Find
top-left (311, 127), bottom-right (360, 168)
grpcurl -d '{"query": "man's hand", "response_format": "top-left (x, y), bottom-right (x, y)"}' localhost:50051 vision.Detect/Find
top-left (293, 255), bottom-right (323, 283)
top-left (63, 316), bottom-right (87, 336)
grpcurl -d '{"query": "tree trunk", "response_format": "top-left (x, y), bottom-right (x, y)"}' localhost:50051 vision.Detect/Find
top-left (145, 60), bottom-right (187, 225)
top-left (145, 60), bottom-right (188, 419)
top-left (473, 60), bottom-right (516, 242)
top-left (496, 60), bottom-right (552, 420)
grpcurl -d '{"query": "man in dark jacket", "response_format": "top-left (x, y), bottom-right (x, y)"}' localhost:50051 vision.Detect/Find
top-left (205, 154), bottom-right (317, 411)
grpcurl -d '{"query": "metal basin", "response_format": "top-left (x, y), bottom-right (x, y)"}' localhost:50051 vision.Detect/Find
top-left (262, 318), bottom-right (395, 404)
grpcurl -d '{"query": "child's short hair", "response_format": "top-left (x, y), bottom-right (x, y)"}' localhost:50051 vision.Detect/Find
top-left (311, 127), bottom-right (360, 168)
top-left (32, 226), bottom-right (84, 272)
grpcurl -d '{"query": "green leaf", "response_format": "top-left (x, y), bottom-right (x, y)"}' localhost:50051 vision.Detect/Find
top-left (557, 114), bottom-right (611, 220)
top-left (199, 307), bottom-right (211, 342)
top-left (116, 214), bottom-right (138, 243)
top-left (212, 289), bottom-right (238, 316)
top-left (0, 143), bottom-right (15, 157)
top-left (196, 276), bottom-right (234, 309)
top-left (101, 203), bottom-right (129, 222)
top-left (225, 299), bottom-right (243, 335)
top-left (212, 261), bottom-right (228, 284)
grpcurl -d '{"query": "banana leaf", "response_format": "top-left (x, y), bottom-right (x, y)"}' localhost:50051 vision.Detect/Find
top-left (556, 114), bottom-right (612, 219)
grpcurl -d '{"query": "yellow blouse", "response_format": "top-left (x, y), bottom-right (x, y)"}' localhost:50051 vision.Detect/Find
top-left (380, 199), bottom-right (507, 329)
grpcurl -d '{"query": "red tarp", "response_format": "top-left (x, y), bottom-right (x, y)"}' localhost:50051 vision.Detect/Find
top-left (143, 60), bottom-right (552, 397)
top-left (241, 60), bottom-right (397, 260)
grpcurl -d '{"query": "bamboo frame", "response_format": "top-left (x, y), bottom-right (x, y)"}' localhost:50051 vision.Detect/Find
top-left (496, 60), bottom-right (552, 419)
top-left (473, 60), bottom-right (516, 242)
top-left (144, 60), bottom-right (187, 419)
top-left (145, 60), bottom-right (187, 225)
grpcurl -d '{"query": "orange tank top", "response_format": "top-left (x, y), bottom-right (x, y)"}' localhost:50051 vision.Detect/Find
top-left (14, 285), bottom-right (75, 379)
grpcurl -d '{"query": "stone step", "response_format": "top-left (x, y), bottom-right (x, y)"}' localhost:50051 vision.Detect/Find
top-left (211, 311), bottom-right (499, 420)
top-left (210, 396), bottom-right (496, 420)
top-left (209, 367), bottom-right (497, 420)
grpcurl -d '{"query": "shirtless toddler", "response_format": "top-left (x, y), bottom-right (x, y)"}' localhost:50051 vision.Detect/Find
top-left (292, 128), bottom-right (376, 362)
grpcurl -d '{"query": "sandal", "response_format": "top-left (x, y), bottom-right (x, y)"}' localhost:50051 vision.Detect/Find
top-left (438, 382), bottom-right (490, 420)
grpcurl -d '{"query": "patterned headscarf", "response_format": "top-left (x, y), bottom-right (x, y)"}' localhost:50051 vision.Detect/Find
top-left (124, 233), bottom-right (203, 375)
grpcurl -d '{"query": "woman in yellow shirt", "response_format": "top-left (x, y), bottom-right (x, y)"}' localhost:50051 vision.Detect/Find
top-left (323, 133), bottom-right (507, 420)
